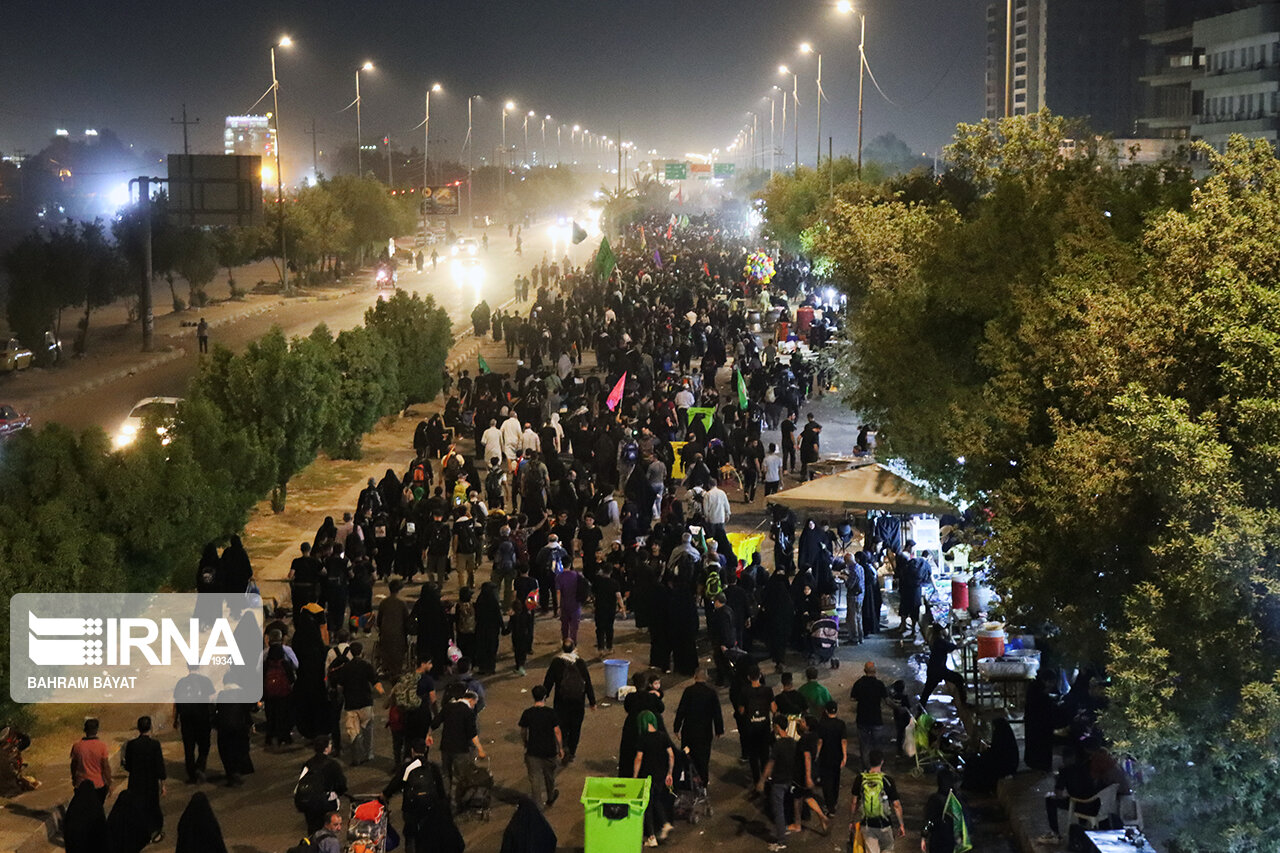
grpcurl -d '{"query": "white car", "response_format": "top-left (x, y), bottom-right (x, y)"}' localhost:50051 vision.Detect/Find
top-left (114, 396), bottom-right (182, 449)
top-left (451, 237), bottom-right (479, 257)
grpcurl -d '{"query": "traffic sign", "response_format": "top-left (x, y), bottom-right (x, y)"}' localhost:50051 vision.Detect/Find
top-left (664, 162), bottom-right (689, 180)
top-left (714, 163), bottom-right (735, 177)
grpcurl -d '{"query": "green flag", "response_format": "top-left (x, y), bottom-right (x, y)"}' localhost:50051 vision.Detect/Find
top-left (945, 790), bottom-right (972, 853)
top-left (593, 236), bottom-right (617, 281)
top-left (478, 354), bottom-right (490, 374)
top-left (736, 369), bottom-right (748, 410)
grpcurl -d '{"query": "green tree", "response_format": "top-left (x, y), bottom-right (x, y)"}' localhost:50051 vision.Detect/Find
top-left (211, 225), bottom-right (262, 298)
top-left (364, 290), bottom-right (450, 409)
top-left (172, 227), bottom-right (219, 308)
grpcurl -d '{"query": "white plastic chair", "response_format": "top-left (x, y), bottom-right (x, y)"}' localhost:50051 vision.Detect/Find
top-left (1062, 782), bottom-right (1120, 839)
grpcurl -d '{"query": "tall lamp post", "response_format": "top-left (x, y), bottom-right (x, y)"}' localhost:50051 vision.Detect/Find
top-left (270, 35), bottom-right (292, 293)
top-left (465, 95), bottom-right (477, 223)
top-left (525, 110), bottom-right (535, 166)
top-left (837, 1), bottom-right (868, 178)
top-left (800, 43), bottom-right (824, 170)
top-left (571, 125), bottom-right (580, 164)
top-left (778, 65), bottom-right (799, 171)
top-left (542, 115), bottom-right (550, 162)
top-left (355, 61), bottom-right (373, 177)
top-left (501, 101), bottom-right (514, 212)
top-left (770, 86), bottom-right (782, 177)
top-left (422, 83), bottom-right (441, 236)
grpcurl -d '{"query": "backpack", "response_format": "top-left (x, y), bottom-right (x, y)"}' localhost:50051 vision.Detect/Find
top-left (412, 461), bottom-right (428, 485)
top-left (860, 771), bottom-right (890, 821)
top-left (292, 765), bottom-right (326, 811)
top-left (455, 601), bottom-right (476, 634)
top-left (558, 659), bottom-right (586, 704)
top-left (621, 441), bottom-right (639, 463)
top-left (745, 690), bottom-right (771, 727)
top-left (494, 540), bottom-right (516, 572)
top-left (485, 468), bottom-right (504, 501)
top-left (326, 646), bottom-right (352, 702)
top-left (524, 581), bottom-right (540, 612)
top-left (286, 838), bottom-right (313, 853)
top-left (404, 760), bottom-right (444, 810)
top-left (703, 570), bottom-right (723, 599)
top-left (264, 653), bottom-right (295, 699)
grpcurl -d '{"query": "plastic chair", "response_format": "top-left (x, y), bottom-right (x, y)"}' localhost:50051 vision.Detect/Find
top-left (1062, 782), bottom-right (1119, 838)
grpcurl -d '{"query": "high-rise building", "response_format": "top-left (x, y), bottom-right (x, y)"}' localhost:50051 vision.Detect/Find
top-left (223, 116), bottom-right (275, 159)
top-left (1192, 3), bottom-right (1280, 152)
top-left (985, 0), bottom-right (1144, 136)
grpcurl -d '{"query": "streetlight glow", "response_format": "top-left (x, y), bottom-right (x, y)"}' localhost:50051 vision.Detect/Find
top-left (505, 100), bottom-right (515, 111)
top-left (778, 65), bottom-right (790, 75)
top-left (431, 82), bottom-right (442, 92)
top-left (277, 35), bottom-right (292, 47)
top-left (799, 42), bottom-right (813, 53)
top-left (361, 61), bottom-right (374, 71)
top-left (836, 0), bottom-right (853, 12)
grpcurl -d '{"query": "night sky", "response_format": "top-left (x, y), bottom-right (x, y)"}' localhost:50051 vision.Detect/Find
top-left (1, 0), bottom-right (989, 179)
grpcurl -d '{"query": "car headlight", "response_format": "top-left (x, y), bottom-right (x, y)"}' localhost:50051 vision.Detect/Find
top-left (114, 425), bottom-right (137, 448)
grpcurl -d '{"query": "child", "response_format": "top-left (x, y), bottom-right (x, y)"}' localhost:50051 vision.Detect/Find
top-left (888, 679), bottom-right (912, 754)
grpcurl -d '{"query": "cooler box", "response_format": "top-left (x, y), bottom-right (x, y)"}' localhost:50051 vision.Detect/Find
top-left (582, 777), bottom-right (650, 852)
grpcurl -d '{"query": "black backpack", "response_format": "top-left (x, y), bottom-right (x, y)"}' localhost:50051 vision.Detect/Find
top-left (326, 646), bottom-right (352, 703)
top-left (558, 659), bottom-right (586, 704)
top-left (292, 765), bottom-right (326, 811)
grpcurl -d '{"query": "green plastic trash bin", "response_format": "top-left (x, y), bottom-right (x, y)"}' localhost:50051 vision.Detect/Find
top-left (581, 776), bottom-right (651, 852)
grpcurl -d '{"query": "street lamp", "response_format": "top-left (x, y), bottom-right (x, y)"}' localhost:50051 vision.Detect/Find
top-left (465, 94), bottom-right (479, 222)
top-left (422, 83), bottom-right (441, 225)
top-left (501, 101), bottom-right (514, 210)
top-left (269, 35), bottom-right (292, 292)
top-left (525, 110), bottom-right (534, 166)
top-left (572, 125), bottom-right (580, 164)
top-left (770, 86), bottom-right (783, 176)
top-left (800, 42), bottom-right (824, 170)
top-left (542, 115), bottom-right (550, 161)
top-left (355, 61), bottom-right (373, 177)
top-left (778, 64), bottom-right (799, 172)
top-left (836, 1), bottom-right (868, 178)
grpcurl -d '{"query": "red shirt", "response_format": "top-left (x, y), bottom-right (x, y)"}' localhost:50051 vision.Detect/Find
top-left (70, 737), bottom-right (112, 790)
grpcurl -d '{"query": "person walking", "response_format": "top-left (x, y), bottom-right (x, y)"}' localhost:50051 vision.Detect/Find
top-left (542, 640), bottom-right (596, 764)
top-left (70, 718), bottom-right (112, 802)
top-left (172, 665), bottom-right (215, 783)
top-left (334, 641), bottom-right (383, 765)
top-left (262, 629), bottom-right (297, 747)
top-left (433, 689), bottom-right (486, 806)
top-left (780, 413), bottom-right (797, 474)
top-left (473, 582), bottom-right (505, 675)
top-left (511, 563), bottom-right (538, 676)
top-left (850, 749), bottom-right (906, 853)
top-left (737, 666), bottom-right (775, 789)
top-left (376, 578), bottom-right (411, 679)
top-left (293, 736), bottom-right (347, 835)
top-left (709, 593), bottom-right (738, 687)
top-left (632, 711), bottom-right (676, 848)
top-left (590, 564), bottom-right (624, 655)
top-left (815, 700), bottom-right (849, 816)
top-left (849, 661), bottom-right (890, 768)
top-left (920, 623), bottom-right (968, 708)
top-left (382, 737), bottom-right (449, 853)
top-left (553, 559), bottom-right (587, 643)
top-left (672, 668), bottom-right (723, 786)
top-left (755, 714), bottom-right (800, 851)
top-left (518, 685), bottom-right (563, 809)
top-left (196, 317), bottom-right (208, 354)
top-left (122, 716), bottom-right (166, 843)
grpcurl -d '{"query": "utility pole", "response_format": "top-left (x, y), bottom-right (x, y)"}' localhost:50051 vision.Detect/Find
top-left (793, 76), bottom-right (800, 174)
top-left (816, 54), bottom-right (823, 170)
top-left (857, 12), bottom-right (867, 178)
top-left (304, 119), bottom-right (323, 181)
top-left (170, 104), bottom-right (199, 156)
top-left (385, 135), bottom-right (392, 186)
top-left (131, 177), bottom-right (155, 351)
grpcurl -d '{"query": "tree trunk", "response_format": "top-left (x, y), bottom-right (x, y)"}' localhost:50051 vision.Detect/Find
top-left (74, 304), bottom-right (91, 355)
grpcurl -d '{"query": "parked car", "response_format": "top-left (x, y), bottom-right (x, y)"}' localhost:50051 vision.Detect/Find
top-left (114, 396), bottom-right (182, 449)
top-left (0, 404), bottom-right (31, 438)
top-left (0, 339), bottom-right (34, 373)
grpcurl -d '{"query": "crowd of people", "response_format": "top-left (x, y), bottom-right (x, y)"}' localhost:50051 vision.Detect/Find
top-left (56, 211), bottom-right (982, 853)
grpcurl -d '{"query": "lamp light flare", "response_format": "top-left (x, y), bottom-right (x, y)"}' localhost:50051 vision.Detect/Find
top-left (361, 61), bottom-right (374, 71)
top-left (778, 65), bottom-right (790, 74)
top-left (836, 0), bottom-right (853, 12)
top-left (278, 35), bottom-right (292, 47)
top-left (799, 42), bottom-right (813, 53)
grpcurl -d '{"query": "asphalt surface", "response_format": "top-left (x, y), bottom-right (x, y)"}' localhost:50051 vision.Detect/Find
top-left (0, 224), bottom-right (570, 437)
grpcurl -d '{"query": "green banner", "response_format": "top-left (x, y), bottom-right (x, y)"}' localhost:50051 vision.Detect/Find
top-left (687, 406), bottom-right (716, 434)
top-left (664, 162), bottom-right (689, 180)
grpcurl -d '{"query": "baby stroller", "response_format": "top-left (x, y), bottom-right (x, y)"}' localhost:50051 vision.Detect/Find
top-left (453, 756), bottom-right (494, 821)
top-left (672, 747), bottom-right (713, 824)
top-left (347, 794), bottom-right (388, 853)
top-left (807, 614), bottom-right (840, 669)
top-left (905, 709), bottom-right (965, 779)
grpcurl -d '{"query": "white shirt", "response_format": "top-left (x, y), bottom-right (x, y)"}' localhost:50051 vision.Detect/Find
top-left (703, 486), bottom-right (731, 525)
top-left (763, 453), bottom-right (783, 483)
top-left (500, 416), bottom-right (522, 458)
top-left (520, 428), bottom-right (541, 453)
top-left (481, 426), bottom-right (504, 462)
top-left (675, 389), bottom-right (695, 409)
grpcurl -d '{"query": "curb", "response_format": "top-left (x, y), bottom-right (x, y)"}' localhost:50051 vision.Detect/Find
top-left (36, 347), bottom-right (187, 409)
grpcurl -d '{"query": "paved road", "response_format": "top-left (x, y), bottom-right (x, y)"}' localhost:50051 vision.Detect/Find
top-left (1, 225), bottom-right (584, 437)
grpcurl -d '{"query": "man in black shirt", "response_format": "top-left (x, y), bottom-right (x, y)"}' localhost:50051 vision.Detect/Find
top-left (511, 564), bottom-right (538, 675)
top-left (288, 542), bottom-right (324, 609)
top-left (780, 413), bottom-right (797, 473)
top-left (295, 736), bottom-right (348, 834)
top-left (424, 509), bottom-right (452, 586)
top-left (382, 738), bottom-right (447, 853)
top-left (849, 661), bottom-right (890, 768)
top-left (673, 668), bottom-right (723, 785)
top-left (591, 564), bottom-right (624, 654)
top-left (542, 640), bottom-right (596, 763)
top-left (172, 665), bottom-right (215, 783)
top-left (737, 667), bottom-right (775, 787)
top-left (773, 671), bottom-right (808, 717)
top-left (518, 685), bottom-right (563, 808)
top-left (815, 700), bottom-right (848, 816)
top-left (433, 690), bottom-right (486, 805)
top-left (709, 594), bottom-right (738, 687)
top-left (756, 714), bottom-right (799, 850)
top-left (578, 513), bottom-right (604, 579)
top-left (122, 716), bottom-right (166, 842)
top-left (336, 642), bottom-right (383, 766)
